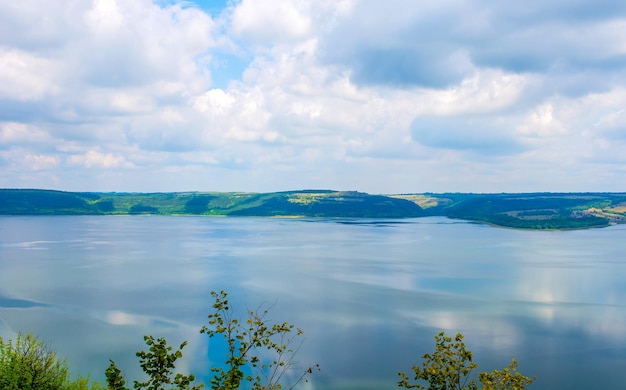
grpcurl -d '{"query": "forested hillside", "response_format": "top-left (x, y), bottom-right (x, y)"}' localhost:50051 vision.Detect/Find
top-left (2, 189), bottom-right (625, 230)
top-left (0, 189), bottom-right (424, 218)
top-left (394, 193), bottom-right (626, 229)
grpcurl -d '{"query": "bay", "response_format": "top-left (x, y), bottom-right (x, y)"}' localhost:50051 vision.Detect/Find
top-left (1, 216), bottom-right (626, 389)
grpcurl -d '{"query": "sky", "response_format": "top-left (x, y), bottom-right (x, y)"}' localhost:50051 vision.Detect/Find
top-left (1, 0), bottom-right (626, 193)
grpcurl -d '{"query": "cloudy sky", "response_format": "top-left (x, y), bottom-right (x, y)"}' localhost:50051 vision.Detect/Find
top-left (1, 0), bottom-right (626, 193)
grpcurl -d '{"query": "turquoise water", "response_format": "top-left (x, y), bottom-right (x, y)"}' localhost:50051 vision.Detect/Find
top-left (1, 216), bottom-right (625, 389)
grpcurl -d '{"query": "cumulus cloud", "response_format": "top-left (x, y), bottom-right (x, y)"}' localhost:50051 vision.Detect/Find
top-left (0, 0), bottom-right (215, 113)
top-left (68, 150), bottom-right (131, 168)
top-left (0, 49), bottom-right (61, 101)
top-left (0, 0), bottom-right (625, 192)
top-left (0, 122), bottom-right (52, 146)
top-left (320, 0), bottom-right (626, 93)
top-left (231, 0), bottom-right (311, 44)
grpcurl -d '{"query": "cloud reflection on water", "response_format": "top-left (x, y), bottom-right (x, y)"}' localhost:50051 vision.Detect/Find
top-left (1, 216), bottom-right (626, 389)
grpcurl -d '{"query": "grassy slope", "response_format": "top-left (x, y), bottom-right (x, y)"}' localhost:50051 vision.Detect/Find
top-left (2, 189), bottom-right (626, 229)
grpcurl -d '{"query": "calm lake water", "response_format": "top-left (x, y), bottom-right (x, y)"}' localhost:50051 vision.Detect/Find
top-left (1, 216), bottom-right (626, 389)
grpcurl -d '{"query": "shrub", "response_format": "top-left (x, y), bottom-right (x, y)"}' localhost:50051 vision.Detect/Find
top-left (398, 331), bottom-right (534, 390)
top-left (0, 332), bottom-right (101, 390)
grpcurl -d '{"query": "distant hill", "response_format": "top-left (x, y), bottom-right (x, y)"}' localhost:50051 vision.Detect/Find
top-left (393, 193), bottom-right (626, 229)
top-left (1, 189), bottom-right (625, 230)
top-left (0, 189), bottom-right (423, 218)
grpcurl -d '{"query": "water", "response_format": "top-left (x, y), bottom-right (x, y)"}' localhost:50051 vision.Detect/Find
top-left (1, 216), bottom-right (625, 389)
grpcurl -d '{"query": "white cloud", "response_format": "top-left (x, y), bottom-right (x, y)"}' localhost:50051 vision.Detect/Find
top-left (417, 70), bottom-right (529, 116)
top-left (1, 0), bottom-right (626, 192)
top-left (0, 147), bottom-right (61, 172)
top-left (231, 0), bottom-right (311, 44)
top-left (68, 150), bottom-right (131, 168)
top-left (23, 154), bottom-right (62, 170)
top-left (516, 104), bottom-right (567, 138)
top-left (0, 122), bottom-right (52, 144)
top-left (193, 88), bottom-right (235, 116)
top-left (0, 48), bottom-right (61, 101)
top-left (107, 90), bottom-right (155, 114)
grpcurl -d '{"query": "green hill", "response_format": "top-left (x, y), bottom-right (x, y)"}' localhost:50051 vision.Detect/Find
top-left (0, 189), bottom-right (424, 218)
top-left (2, 189), bottom-right (626, 229)
top-left (394, 192), bottom-right (626, 229)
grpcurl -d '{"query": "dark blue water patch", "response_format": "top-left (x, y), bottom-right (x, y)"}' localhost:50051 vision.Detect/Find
top-left (0, 295), bottom-right (48, 308)
top-left (335, 220), bottom-right (414, 227)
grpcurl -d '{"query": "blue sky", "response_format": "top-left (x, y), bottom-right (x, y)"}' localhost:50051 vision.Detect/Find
top-left (1, 0), bottom-right (625, 193)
